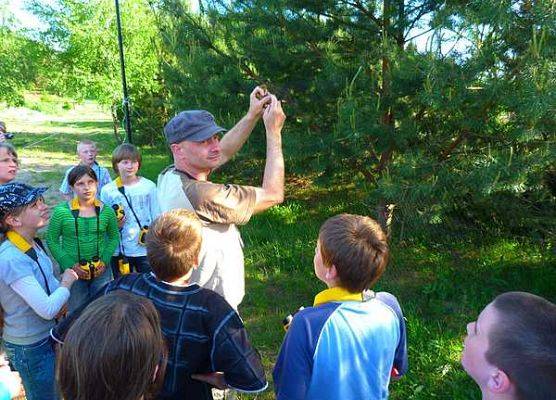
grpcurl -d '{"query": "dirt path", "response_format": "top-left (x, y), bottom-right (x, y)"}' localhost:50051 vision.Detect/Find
top-left (2, 100), bottom-right (115, 205)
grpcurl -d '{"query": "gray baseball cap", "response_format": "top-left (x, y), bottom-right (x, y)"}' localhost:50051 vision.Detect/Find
top-left (164, 110), bottom-right (226, 144)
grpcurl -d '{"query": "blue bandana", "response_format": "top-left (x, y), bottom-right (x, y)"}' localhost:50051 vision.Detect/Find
top-left (0, 182), bottom-right (48, 218)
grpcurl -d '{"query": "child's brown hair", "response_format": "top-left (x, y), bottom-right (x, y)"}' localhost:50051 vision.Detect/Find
top-left (67, 165), bottom-right (98, 187)
top-left (319, 213), bottom-right (389, 292)
top-left (0, 142), bottom-right (18, 162)
top-left (57, 291), bottom-right (167, 400)
top-left (146, 209), bottom-right (202, 282)
top-left (111, 143), bottom-right (142, 174)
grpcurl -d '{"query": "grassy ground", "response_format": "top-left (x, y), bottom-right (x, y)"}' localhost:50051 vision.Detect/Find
top-left (2, 96), bottom-right (554, 399)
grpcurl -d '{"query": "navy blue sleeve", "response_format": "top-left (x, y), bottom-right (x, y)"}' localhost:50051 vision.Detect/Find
top-left (211, 310), bottom-right (267, 392)
top-left (273, 313), bottom-right (313, 400)
top-left (273, 303), bottom-right (340, 400)
top-left (50, 280), bottom-right (114, 343)
top-left (376, 292), bottom-right (408, 376)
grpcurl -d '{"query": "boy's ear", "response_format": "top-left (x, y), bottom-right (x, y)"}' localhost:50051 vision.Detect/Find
top-left (325, 264), bottom-right (338, 281)
top-left (486, 368), bottom-right (512, 395)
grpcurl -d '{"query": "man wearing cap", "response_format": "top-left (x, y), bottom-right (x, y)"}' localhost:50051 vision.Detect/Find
top-left (158, 86), bottom-right (285, 309)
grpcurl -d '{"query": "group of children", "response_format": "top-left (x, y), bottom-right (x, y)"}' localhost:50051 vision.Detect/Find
top-left (0, 137), bottom-right (555, 400)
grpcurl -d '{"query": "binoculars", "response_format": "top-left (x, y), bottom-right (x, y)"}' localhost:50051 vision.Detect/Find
top-left (138, 226), bottom-right (149, 246)
top-left (282, 306), bottom-right (305, 331)
top-left (112, 204), bottom-right (125, 223)
top-left (116, 255), bottom-right (130, 275)
top-left (79, 256), bottom-right (103, 280)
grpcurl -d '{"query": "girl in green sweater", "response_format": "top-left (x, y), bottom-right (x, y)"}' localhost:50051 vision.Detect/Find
top-left (47, 165), bottom-right (119, 312)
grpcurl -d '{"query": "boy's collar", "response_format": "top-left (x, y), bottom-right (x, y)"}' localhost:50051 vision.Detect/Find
top-left (314, 287), bottom-right (365, 306)
top-left (150, 271), bottom-right (195, 287)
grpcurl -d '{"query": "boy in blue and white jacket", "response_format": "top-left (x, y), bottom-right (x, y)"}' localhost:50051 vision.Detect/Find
top-left (273, 213), bottom-right (408, 400)
top-left (100, 143), bottom-right (160, 276)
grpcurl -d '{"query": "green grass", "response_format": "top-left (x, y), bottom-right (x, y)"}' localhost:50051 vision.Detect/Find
top-left (3, 97), bottom-right (555, 399)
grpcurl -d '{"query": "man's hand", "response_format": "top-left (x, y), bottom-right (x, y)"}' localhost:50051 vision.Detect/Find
top-left (247, 86), bottom-right (272, 119)
top-left (263, 95), bottom-right (286, 135)
top-left (191, 372), bottom-right (227, 390)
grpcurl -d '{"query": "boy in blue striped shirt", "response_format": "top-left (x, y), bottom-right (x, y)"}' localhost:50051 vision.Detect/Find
top-left (273, 213), bottom-right (408, 400)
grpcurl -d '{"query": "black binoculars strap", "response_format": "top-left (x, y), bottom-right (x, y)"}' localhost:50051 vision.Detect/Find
top-left (6, 232), bottom-right (51, 296)
top-left (117, 185), bottom-right (144, 229)
top-left (71, 206), bottom-right (100, 263)
top-left (118, 230), bottom-right (125, 258)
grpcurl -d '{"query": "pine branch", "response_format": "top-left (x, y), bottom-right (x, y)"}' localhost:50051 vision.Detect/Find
top-left (438, 130), bottom-right (470, 162)
top-left (341, 0), bottom-right (382, 27)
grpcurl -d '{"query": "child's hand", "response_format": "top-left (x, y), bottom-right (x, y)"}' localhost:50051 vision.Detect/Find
top-left (55, 303), bottom-right (68, 319)
top-left (61, 268), bottom-right (79, 287)
top-left (191, 372), bottom-right (227, 390)
top-left (71, 264), bottom-right (89, 280)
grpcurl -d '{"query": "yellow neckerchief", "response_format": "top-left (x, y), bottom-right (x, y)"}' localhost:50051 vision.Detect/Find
top-left (6, 230), bottom-right (33, 254)
top-left (70, 197), bottom-right (102, 211)
top-left (7, 230), bottom-right (52, 295)
top-left (313, 287), bottom-right (363, 306)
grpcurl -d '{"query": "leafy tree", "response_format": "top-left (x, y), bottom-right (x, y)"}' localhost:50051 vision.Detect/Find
top-left (0, 2), bottom-right (54, 105)
top-left (156, 0), bottom-right (555, 238)
top-left (29, 0), bottom-right (165, 143)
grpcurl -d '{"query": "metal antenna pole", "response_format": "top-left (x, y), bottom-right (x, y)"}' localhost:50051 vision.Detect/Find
top-left (115, 0), bottom-right (132, 143)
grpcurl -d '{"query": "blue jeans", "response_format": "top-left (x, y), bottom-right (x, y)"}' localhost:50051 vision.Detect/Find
top-left (4, 337), bottom-right (58, 400)
top-left (68, 263), bottom-right (113, 313)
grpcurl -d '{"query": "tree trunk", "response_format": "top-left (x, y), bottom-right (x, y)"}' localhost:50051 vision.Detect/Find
top-left (374, 0), bottom-right (398, 240)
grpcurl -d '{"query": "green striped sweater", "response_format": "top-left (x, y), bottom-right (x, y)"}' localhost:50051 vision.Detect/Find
top-left (46, 202), bottom-right (120, 270)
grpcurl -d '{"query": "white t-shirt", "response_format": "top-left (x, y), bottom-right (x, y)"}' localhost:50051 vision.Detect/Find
top-left (100, 177), bottom-right (160, 257)
top-left (157, 166), bottom-right (256, 309)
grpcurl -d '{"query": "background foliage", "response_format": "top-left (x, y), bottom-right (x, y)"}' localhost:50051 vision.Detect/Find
top-left (2, 1), bottom-right (555, 398)
top-left (2, 0), bottom-right (554, 242)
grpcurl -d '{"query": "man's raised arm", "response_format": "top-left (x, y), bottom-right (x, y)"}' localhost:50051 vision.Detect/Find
top-left (253, 95), bottom-right (286, 214)
top-left (218, 86), bottom-right (271, 166)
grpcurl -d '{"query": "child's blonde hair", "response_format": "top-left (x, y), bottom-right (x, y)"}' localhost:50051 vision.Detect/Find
top-left (77, 140), bottom-right (97, 153)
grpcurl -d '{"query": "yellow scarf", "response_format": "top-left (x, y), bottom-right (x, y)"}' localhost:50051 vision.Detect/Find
top-left (70, 197), bottom-right (101, 211)
top-left (313, 287), bottom-right (363, 306)
top-left (6, 230), bottom-right (33, 253)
